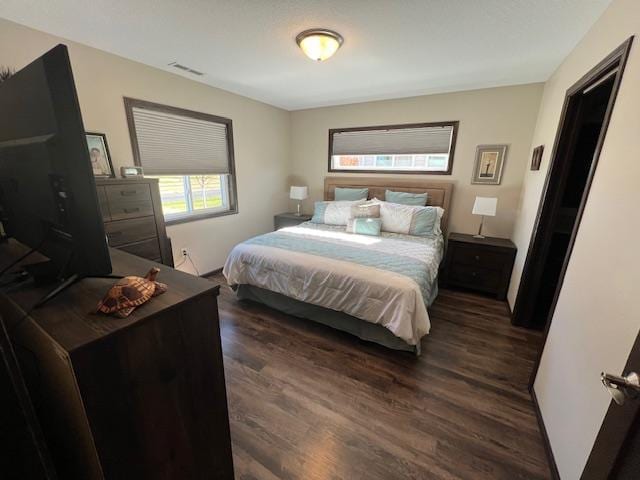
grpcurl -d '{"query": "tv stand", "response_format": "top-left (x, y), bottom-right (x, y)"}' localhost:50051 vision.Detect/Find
top-left (1, 240), bottom-right (234, 479)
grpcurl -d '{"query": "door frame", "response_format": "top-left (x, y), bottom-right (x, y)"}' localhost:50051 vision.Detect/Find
top-left (517, 37), bottom-right (634, 389)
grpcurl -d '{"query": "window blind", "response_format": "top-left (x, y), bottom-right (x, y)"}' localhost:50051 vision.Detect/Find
top-left (131, 106), bottom-right (231, 175)
top-left (332, 125), bottom-right (454, 156)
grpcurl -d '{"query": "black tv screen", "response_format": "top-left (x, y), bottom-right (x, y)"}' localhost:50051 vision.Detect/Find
top-left (0, 44), bottom-right (111, 278)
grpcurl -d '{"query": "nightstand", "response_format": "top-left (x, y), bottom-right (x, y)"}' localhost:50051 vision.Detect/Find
top-left (274, 212), bottom-right (312, 230)
top-left (442, 233), bottom-right (517, 300)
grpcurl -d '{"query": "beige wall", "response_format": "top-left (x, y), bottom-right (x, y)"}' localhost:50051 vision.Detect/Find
top-left (509, 0), bottom-right (640, 478)
top-left (290, 84), bottom-right (543, 238)
top-left (0, 18), bottom-right (291, 274)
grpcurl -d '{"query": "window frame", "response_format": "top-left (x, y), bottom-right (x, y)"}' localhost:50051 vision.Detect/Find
top-left (123, 97), bottom-right (238, 225)
top-left (328, 121), bottom-right (459, 175)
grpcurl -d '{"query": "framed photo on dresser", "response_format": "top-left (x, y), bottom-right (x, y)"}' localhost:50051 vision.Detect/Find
top-left (86, 132), bottom-right (115, 178)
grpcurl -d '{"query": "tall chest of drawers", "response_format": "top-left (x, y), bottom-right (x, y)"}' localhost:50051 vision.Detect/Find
top-left (95, 178), bottom-right (174, 267)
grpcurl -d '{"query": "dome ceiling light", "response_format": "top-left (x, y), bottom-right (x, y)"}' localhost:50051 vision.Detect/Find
top-left (296, 29), bottom-right (344, 62)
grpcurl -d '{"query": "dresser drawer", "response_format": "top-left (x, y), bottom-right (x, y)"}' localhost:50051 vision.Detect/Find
top-left (448, 264), bottom-right (502, 292)
top-left (105, 217), bottom-right (157, 247)
top-left (452, 244), bottom-right (510, 271)
top-left (105, 184), bottom-right (153, 220)
top-left (117, 238), bottom-right (161, 262)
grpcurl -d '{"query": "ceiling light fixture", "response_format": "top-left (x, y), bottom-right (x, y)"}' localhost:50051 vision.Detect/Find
top-left (296, 29), bottom-right (343, 62)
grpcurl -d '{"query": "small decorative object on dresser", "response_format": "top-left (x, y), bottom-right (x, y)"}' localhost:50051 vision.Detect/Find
top-left (274, 212), bottom-right (312, 230)
top-left (289, 185), bottom-right (309, 215)
top-left (86, 132), bottom-right (115, 178)
top-left (95, 177), bottom-right (174, 266)
top-left (120, 165), bottom-right (144, 178)
top-left (442, 233), bottom-right (516, 300)
top-left (471, 144), bottom-right (508, 185)
top-left (531, 145), bottom-right (544, 170)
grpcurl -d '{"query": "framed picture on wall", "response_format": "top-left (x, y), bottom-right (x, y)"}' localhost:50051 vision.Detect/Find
top-left (471, 144), bottom-right (508, 185)
top-left (86, 132), bottom-right (115, 178)
top-left (531, 145), bottom-right (544, 170)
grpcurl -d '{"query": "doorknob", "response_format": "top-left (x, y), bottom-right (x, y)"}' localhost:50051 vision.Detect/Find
top-left (601, 371), bottom-right (640, 405)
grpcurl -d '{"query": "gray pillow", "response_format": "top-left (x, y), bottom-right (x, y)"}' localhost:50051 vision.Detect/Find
top-left (335, 187), bottom-right (369, 201)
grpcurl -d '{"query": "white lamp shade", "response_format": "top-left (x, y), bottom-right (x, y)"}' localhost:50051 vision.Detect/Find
top-left (472, 196), bottom-right (498, 217)
top-left (289, 185), bottom-right (308, 200)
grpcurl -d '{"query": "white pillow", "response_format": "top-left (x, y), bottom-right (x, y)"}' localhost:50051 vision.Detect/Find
top-left (311, 200), bottom-right (365, 225)
top-left (371, 199), bottom-right (443, 236)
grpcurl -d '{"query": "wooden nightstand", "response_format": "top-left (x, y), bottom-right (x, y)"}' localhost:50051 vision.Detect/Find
top-left (442, 233), bottom-right (517, 300)
top-left (274, 212), bottom-right (312, 230)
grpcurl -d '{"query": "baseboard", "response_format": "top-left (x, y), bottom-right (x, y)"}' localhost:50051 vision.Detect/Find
top-left (531, 387), bottom-right (561, 480)
top-left (201, 267), bottom-right (223, 278)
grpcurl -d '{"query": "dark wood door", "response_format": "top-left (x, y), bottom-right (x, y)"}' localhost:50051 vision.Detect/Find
top-left (582, 331), bottom-right (640, 479)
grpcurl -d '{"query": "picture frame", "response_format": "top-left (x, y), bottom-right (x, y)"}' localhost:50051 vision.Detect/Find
top-left (531, 145), bottom-right (544, 171)
top-left (471, 144), bottom-right (508, 185)
top-left (86, 132), bottom-right (115, 178)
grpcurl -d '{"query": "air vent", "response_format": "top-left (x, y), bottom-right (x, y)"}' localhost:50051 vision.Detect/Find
top-left (168, 62), bottom-right (204, 76)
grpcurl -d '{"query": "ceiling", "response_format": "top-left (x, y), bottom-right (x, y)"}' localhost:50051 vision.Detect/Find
top-left (0, 0), bottom-right (612, 110)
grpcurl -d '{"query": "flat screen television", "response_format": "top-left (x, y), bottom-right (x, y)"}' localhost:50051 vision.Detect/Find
top-left (0, 44), bottom-right (111, 296)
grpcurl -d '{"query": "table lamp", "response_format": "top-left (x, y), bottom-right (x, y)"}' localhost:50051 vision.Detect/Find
top-left (472, 196), bottom-right (497, 238)
top-left (290, 186), bottom-right (308, 216)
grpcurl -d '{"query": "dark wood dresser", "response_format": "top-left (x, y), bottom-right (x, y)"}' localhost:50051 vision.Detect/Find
top-left (1, 243), bottom-right (234, 479)
top-left (96, 178), bottom-right (173, 266)
top-left (442, 233), bottom-right (517, 300)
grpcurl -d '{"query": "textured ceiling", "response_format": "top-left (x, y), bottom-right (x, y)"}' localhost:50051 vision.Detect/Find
top-left (0, 0), bottom-right (612, 110)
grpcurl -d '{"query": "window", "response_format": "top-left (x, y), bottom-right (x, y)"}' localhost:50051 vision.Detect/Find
top-left (329, 121), bottom-right (459, 174)
top-left (124, 98), bottom-right (237, 224)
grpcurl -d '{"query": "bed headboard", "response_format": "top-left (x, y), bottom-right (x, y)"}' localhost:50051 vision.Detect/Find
top-left (324, 176), bottom-right (454, 234)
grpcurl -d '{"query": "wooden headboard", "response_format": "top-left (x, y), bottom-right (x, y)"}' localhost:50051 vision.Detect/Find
top-left (324, 176), bottom-right (454, 234)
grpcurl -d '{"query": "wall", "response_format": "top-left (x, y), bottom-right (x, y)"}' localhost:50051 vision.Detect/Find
top-left (508, 0), bottom-right (640, 478)
top-left (290, 84), bottom-right (543, 238)
top-left (0, 18), bottom-right (291, 274)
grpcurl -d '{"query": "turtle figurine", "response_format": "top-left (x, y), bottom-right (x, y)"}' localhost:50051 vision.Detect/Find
top-left (96, 267), bottom-right (168, 318)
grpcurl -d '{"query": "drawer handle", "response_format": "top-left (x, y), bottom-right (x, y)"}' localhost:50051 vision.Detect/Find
top-left (123, 207), bottom-right (140, 213)
top-left (120, 190), bottom-right (138, 196)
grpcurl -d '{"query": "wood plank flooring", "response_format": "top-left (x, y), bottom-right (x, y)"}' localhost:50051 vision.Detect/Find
top-left (209, 274), bottom-right (550, 480)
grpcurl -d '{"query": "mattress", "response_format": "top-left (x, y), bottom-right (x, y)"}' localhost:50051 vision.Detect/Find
top-left (223, 222), bottom-right (444, 346)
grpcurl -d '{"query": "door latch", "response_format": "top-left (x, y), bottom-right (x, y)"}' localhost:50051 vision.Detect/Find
top-left (601, 371), bottom-right (640, 405)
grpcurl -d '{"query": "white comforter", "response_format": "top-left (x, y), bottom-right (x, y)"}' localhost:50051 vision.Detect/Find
top-left (223, 223), bottom-right (443, 346)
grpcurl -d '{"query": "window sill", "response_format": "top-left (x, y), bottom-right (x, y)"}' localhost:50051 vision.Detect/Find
top-left (164, 207), bottom-right (238, 226)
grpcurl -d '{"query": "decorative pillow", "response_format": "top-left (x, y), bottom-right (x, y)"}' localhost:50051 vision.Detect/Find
top-left (335, 187), bottom-right (369, 201)
top-left (346, 217), bottom-right (382, 236)
top-left (311, 200), bottom-right (365, 225)
top-left (377, 200), bottom-right (440, 236)
top-left (350, 202), bottom-right (380, 219)
top-left (385, 189), bottom-right (428, 206)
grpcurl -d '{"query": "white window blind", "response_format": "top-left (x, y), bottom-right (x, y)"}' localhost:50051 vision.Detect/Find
top-left (332, 125), bottom-right (454, 156)
top-left (131, 106), bottom-right (231, 175)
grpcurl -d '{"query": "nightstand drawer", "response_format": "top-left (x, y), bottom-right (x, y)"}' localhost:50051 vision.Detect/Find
top-left (452, 244), bottom-right (510, 271)
top-left (448, 264), bottom-right (502, 292)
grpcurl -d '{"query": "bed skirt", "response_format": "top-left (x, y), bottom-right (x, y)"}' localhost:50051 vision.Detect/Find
top-left (236, 284), bottom-right (421, 355)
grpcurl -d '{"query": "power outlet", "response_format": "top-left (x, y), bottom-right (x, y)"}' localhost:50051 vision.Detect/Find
top-left (181, 248), bottom-right (188, 257)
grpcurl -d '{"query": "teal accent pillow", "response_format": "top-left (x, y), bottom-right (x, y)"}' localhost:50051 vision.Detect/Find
top-left (335, 187), bottom-right (369, 201)
top-left (346, 217), bottom-right (382, 236)
top-left (385, 189), bottom-right (428, 206)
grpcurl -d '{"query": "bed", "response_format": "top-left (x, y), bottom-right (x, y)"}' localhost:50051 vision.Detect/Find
top-left (223, 177), bottom-right (453, 354)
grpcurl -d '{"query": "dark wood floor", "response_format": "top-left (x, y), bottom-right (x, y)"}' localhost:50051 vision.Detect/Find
top-left (209, 274), bottom-right (550, 480)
